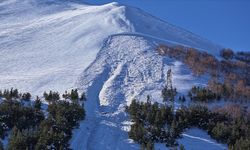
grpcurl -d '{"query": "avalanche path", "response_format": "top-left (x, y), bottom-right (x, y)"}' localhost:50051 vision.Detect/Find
top-left (70, 34), bottom-right (223, 150)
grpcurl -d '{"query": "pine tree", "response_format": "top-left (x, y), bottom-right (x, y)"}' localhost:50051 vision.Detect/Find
top-left (0, 90), bottom-right (2, 98)
top-left (162, 69), bottom-right (176, 109)
top-left (229, 137), bottom-right (250, 150)
top-left (34, 96), bottom-right (42, 110)
top-left (10, 88), bottom-right (19, 99)
top-left (43, 91), bottom-right (49, 100)
top-left (181, 96), bottom-right (185, 102)
top-left (8, 127), bottom-right (27, 150)
top-left (70, 89), bottom-right (79, 102)
top-left (146, 142), bottom-right (154, 150)
top-left (44, 91), bottom-right (60, 103)
top-left (141, 143), bottom-right (146, 150)
top-left (166, 120), bottom-right (179, 147)
top-left (62, 91), bottom-right (69, 100)
top-left (179, 144), bottom-right (185, 150)
top-left (0, 141), bottom-right (3, 150)
top-left (80, 92), bottom-right (86, 101)
top-left (21, 92), bottom-right (31, 101)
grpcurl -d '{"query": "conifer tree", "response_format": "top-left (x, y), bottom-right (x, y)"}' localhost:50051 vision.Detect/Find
top-left (21, 92), bottom-right (31, 101)
top-left (62, 91), bottom-right (69, 100)
top-left (80, 92), bottom-right (86, 101)
top-left (179, 144), bottom-right (185, 150)
top-left (146, 142), bottom-right (154, 150)
top-left (162, 69), bottom-right (176, 109)
top-left (8, 128), bottom-right (23, 149)
top-left (0, 90), bottom-right (2, 98)
top-left (70, 89), bottom-right (79, 102)
top-left (34, 96), bottom-right (42, 110)
top-left (0, 141), bottom-right (3, 150)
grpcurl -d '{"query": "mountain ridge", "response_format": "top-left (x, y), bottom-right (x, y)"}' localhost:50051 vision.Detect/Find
top-left (0, 0), bottom-right (222, 94)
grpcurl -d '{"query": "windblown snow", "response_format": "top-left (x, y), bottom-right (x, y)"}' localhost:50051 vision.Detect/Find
top-left (0, 0), bottom-right (225, 149)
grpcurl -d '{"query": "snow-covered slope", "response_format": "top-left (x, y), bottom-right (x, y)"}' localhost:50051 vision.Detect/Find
top-left (71, 35), bottom-right (219, 150)
top-left (0, 0), bottom-right (224, 149)
top-left (0, 0), bottom-right (221, 94)
top-left (0, 1), bottom-right (134, 94)
top-left (125, 7), bottom-right (222, 54)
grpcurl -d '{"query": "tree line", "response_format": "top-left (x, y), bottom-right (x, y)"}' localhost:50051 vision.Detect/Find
top-left (0, 88), bottom-right (31, 101)
top-left (127, 98), bottom-right (250, 150)
top-left (0, 88), bottom-right (86, 150)
top-left (157, 45), bottom-right (250, 102)
top-left (188, 86), bottom-right (221, 102)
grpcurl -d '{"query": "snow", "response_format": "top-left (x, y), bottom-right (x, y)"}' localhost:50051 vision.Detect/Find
top-left (179, 128), bottom-right (227, 150)
top-left (0, 0), bottom-right (133, 95)
top-left (72, 35), bottom-right (221, 149)
top-left (0, 0), bottom-right (225, 149)
top-left (125, 6), bottom-right (222, 55)
top-left (155, 128), bottom-right (227, 150)
top-left (0, 0), bottom-right (221, 95)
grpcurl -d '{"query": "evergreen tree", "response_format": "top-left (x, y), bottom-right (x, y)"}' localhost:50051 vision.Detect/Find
top-left (62, 91), bottom-right (69, 100)
top-left (140, 143), bottom-right (146, 150)
top-left (179, 144), bottom-right (185, 150)
top-left (34, 96), bottom-right (42, 110)
top-left (8, 127), bottom-right (38, 150)
top-left (229, 137), bottom-right (250, 150)
top-left (0, 90), bottom-right (2, 98)
top-left (10, 88), bottom-right (19, 99)
top-left (70, 89), bottom-right (79, 102)
top-left (181, 96), bottom-right (185, 102)
top-left (80, 92), bottom-right (86, 101)
top-left (146, 142), bottom-right (154, 150)
top-left (43, 91), bottom-right (49, 100)
top-left (21, 92), bottom-right (31, 101)
top-left (0, 89), bottom-right (86, 149)
top-left (44, 91), bottom-right (60, 103)
top-left (0, 141), bottom-right (3, 150)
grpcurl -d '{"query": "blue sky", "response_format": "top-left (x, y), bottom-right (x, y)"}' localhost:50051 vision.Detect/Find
top-left (83, 0), bottom-right (250, 51)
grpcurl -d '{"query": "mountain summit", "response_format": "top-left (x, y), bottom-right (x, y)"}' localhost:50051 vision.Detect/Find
top-left (0, 0), bottom-right (221, 94)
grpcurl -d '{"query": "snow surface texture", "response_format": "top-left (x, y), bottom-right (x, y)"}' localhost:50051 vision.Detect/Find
top-left (0, 0), bottom-right (133, 94)
top-left (71, 35), bottom-right (226, 150)
top-left (155, 128), bottom-right (227, 150)
top-left (0, 0), bottom-right (225, 149)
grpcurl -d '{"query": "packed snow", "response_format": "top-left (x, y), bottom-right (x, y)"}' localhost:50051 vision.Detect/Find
top-left (0, 0), bottom-right (225, 149)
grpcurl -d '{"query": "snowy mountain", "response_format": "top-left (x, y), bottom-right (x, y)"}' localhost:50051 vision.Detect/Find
top-left (0, 0), bottom-right (225, 149)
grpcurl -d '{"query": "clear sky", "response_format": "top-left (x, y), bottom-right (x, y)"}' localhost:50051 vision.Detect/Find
top-left (82, 0), bottom-right (250, 51)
